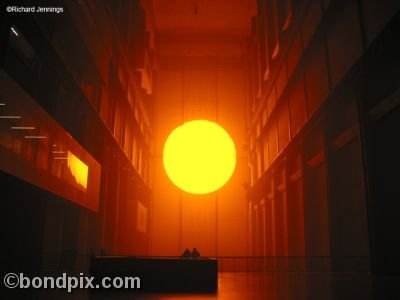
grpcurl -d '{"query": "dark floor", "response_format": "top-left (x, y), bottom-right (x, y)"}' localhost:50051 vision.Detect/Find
top-left (4, 272), bottom-right (400, 299)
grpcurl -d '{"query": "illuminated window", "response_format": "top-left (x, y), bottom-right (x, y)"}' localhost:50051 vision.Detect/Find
top-left (67, 151), bottom-right (89, 190)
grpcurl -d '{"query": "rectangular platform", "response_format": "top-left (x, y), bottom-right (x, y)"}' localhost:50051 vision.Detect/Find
top-left (90, 256), bottom-right (218, 292)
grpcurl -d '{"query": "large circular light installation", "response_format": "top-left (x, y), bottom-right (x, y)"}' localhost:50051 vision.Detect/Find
top-left (163, 120), bottom-right (236, 194)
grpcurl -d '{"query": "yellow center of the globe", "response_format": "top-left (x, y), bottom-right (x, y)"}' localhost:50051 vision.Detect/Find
top-left (163, 120), bottom-right (236, 194)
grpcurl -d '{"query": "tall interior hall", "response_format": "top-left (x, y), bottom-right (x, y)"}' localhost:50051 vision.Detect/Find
top-left (1, 0), bottom-right (400, 299)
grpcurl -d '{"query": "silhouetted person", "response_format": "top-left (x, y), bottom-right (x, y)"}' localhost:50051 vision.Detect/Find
top-left (181, 248), bottom-right (191, 258)
top-left (191, 248), bottom-right (200, 259)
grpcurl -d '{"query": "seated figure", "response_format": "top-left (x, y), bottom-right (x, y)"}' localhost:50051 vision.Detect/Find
top-left (181, 248), bottom-right (191, 258)
top-left (191, 247), bottom-right (200, 259)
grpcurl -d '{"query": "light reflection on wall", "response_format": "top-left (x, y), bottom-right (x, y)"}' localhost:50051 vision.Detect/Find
top-left (67, 151), bottom-right (88, 190)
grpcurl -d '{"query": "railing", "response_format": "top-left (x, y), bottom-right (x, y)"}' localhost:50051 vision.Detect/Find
top-left (11, 254), bottom-right (369, 274)
top-left (216, 256), bottom-right (370, 273)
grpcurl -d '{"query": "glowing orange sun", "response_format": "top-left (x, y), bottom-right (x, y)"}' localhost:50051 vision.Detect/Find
top-left (163, 120), bottom-right (236, 194)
